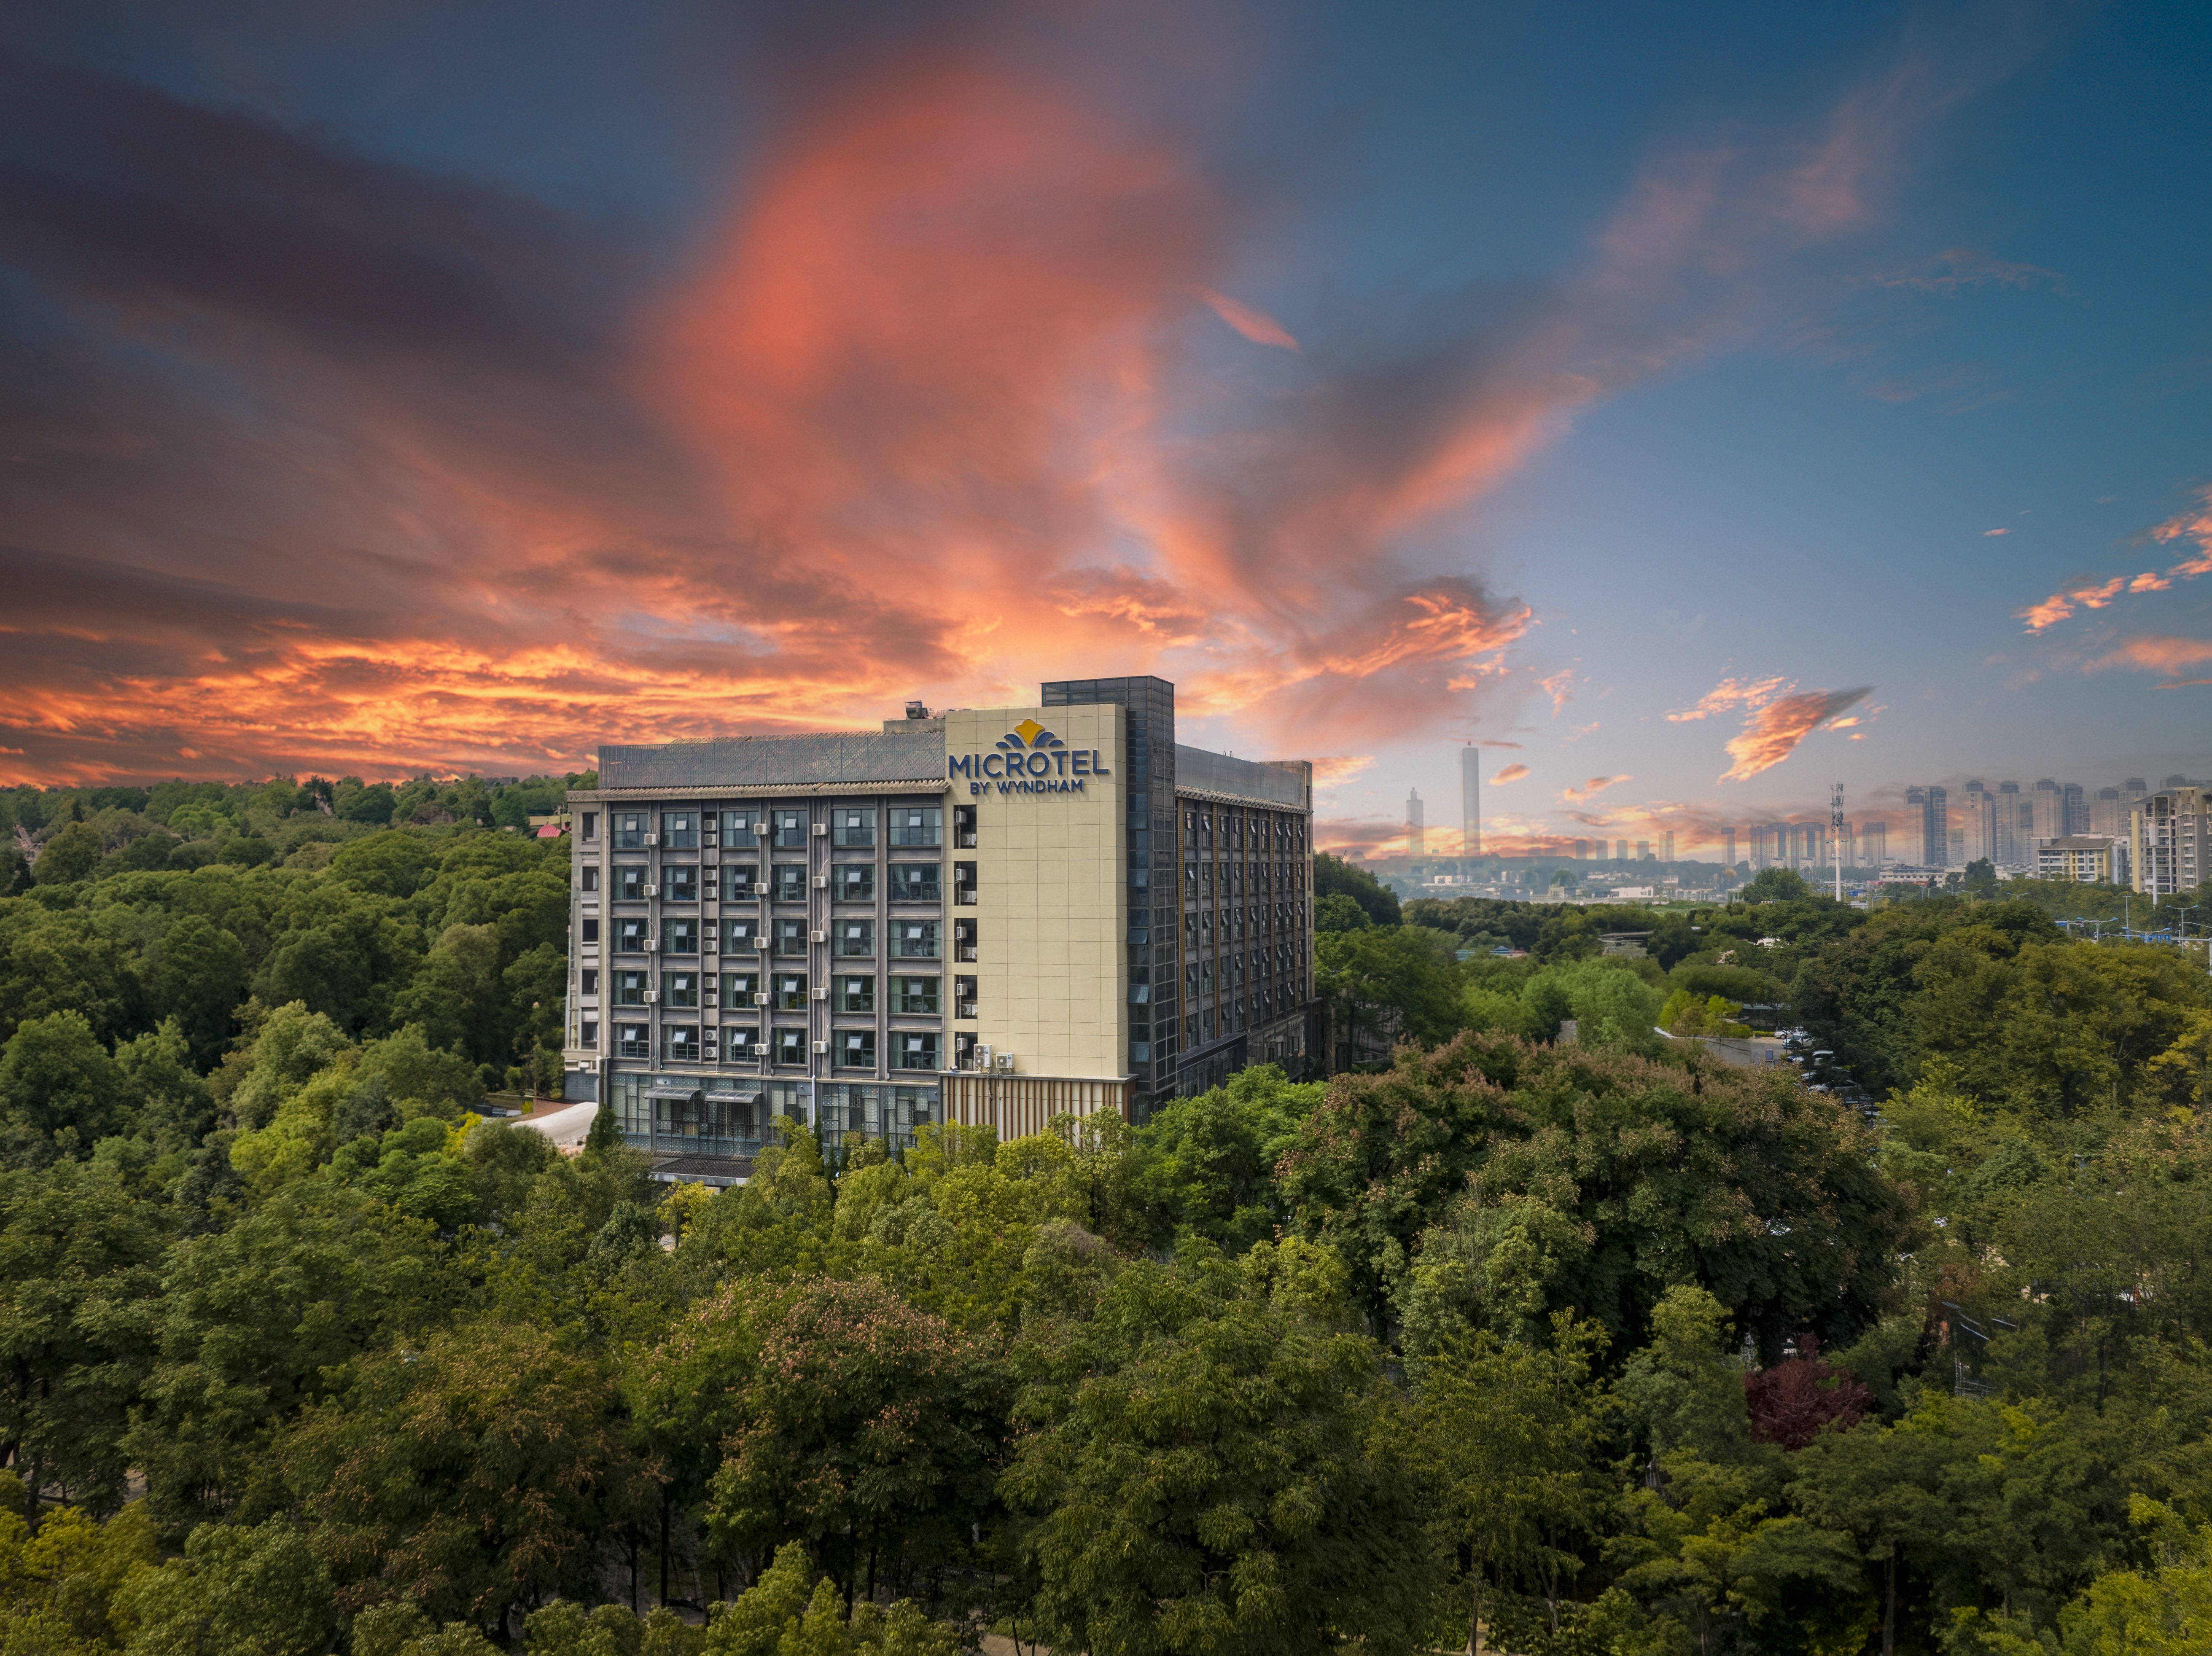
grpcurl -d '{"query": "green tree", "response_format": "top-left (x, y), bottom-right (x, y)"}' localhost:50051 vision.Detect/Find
top-left (0, 1010), bottom-right (135, 1164)
top-left (1131, 1065), bottom-right (1320, 1250)
top-left (286, 1319), bottom-right (639, 1630)
top-left (1742, 866), bottom-right (1813, 904)
top-left (1001, 1243), bottom-right (1430, 1656)
top-left (1315, 853), bottom-right (1402, 927)
top-left (640, 1276), bottom-right (1002, 1605)
top-left (148, 916), bottom-right (248, 1069)
top-left (31, 823), bottom-right (103, 887)
top-left (117, 1517), bottom-right (335, 1656)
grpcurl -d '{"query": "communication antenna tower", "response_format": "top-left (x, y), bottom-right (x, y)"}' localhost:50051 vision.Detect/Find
top-left (1831, 782), bottom-right (1846, 902)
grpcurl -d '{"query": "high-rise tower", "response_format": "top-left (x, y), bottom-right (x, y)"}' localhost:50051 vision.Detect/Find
top-left (1459, 744), bottom-right (1481, 860)
top-left (1407, 788), bottom-right (1425, 859)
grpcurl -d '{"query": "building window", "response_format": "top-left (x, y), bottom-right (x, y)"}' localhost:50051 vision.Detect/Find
top-left (1184, 863), bottom-right (1197, 896)
top-left (890, 864), bottom-right (941, 902)
top-left (955, 805), bottom-right (977, 847)
top-left (1184, 914), bottom-right (1197, 950)
top-left (895, 1031), bottom-right (940, 1070)
top-left (616, 865), bottom-right (647, 901)
top-left (579, 1019), bottom-right (599, 1048)
top-left (773, 973), bottom-right (808, 1011)
top-left (832, 864), bottom-right (875, 902)
top-left (1201, 959), bottom-right (1214, 995)
top-left (661, 812), bottom-right (698, 850)
top-left (663, 864), bottom-right (697, 902)
top-left (723, 1025), bottom-right (759, 1062)
top-left (581, 866), bottom-right (599, 893)
top-left (722, 970), bottom-right (761, 1003)
top-left (616, 1023), bottom-right (650, 1058)
top-left (581, 917), bottom-right (600, 944)
top-left (772, 864), bottom-right (807, 903)
top-left (614, 970), bottom-right (649, 1006)
top-left (834, 919), bottom-right (875, 957)
top-left (1201, 911), bottom-right (1213, 944)
top-left (833, 808), bottom-right (876, 848)
top-left (894, 976), bottom-right (940, 1014)
top-left (581, 812), bottom-right (598, 842)
top-left (889, 807), bottom-right (943, 847)
top-left (891, 920), bottom-right (940, 959)
top-left (616, 812), bottom-right (647, 850)
top-left (665, 919), bottom-right (698, 954)
top-left (774, 1028), bottom-right (806, 1066)
top-left (837, 975), bottom-right (875, 1013)
top-left (719, 809), bottom-right (757, 839)
top-left (774, 918), bottom-right (808, 956)
top-left (663, 1024), bottom-right (699, 1062)
top-left (722, 917), bottom-right (761, 954)
top-left (615, 919), bottom-right (648, 953)
top-left (581, 968), bottom-right (599, 996)
top-left (665, 971), bottom-right (700, 1009)
top-left (838, 1030), bottom-right (877, 1069)
top-left (773, 810), bottom-right (806, 849)
top-left (1185, 962), bottom-right (1198, 1000)
top-left (954, 975), bottom-right (977, 1019)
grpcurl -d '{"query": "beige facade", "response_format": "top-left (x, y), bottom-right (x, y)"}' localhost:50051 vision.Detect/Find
top-left (945, 703), bottom-right (1128, 1081)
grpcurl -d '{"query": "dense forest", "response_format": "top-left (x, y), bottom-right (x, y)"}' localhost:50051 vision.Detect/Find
top-left (1, 785), bottom-right (2210, 1655)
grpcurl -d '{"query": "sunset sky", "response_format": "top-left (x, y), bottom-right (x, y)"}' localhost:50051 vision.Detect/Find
top-left (3, 1), bottom-right (2207, 858)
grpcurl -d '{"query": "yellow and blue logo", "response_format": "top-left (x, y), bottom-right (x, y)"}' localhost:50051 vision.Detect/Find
top-left (950, 719), bottom-right (1108, 794)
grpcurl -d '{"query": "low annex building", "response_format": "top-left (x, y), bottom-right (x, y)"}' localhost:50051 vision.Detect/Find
top-left (562, 677), bottom-right (1316, 1175)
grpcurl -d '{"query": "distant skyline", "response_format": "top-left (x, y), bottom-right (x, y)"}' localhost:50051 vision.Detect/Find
top-left (2, 2), bottom-right (2206, 860)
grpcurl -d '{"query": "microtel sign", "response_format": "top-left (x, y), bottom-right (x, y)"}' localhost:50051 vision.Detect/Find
top-left (947, 720), bottom-right (1110, 796)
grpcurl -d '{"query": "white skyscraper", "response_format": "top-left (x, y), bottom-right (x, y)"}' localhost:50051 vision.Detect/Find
top-left (1460, 744), bottom-right (1481, 859)
top-left (1407, 787), bottom-right (1425, 858)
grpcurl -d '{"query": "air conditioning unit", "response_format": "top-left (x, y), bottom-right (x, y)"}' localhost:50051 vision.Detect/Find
top-left (645, 832), bottom-right (659, 846)
top-left (812, 874), bottom-right (828, 888)
top-left (643, 883), bottom-right (657, 898)
top-left (753, 992), bottom-right (770, 1006)
top-left (811, 1040), bottom-right (829, 1054)
top-left (704, 938), bottom-right (718, 953)
top-left (643, 938), bottom-right (659, 952)
top-left (753, 881), bottom-right (771, 896)
top-left (974, 1043), bottom-right (993, 1067)
top-left (810, 986), bottom-right (827, 1000)
top-left (813, 822), bottom-right (828, 836)
top-left (702, 993), bottom-right (718, 1005)
top-left (810, 929), bottom-right (826, 943)
top-left (993, 1052), bottom-right (1016, 1071)
top-left (752, 822), bottom-right (770, 836)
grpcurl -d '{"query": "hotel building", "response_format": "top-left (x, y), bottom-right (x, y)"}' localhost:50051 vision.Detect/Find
top-left (562, 677), bottom-right (1316, 1174)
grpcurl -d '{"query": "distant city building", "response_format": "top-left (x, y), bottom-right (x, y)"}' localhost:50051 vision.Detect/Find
top-left (1572, 837), bottom-right (1589, 860)
top-left (2032, 779), bottom-right (2064, 847)
top-left (1995, 781), bottom-right (2022, 865)
top-left (1636, 840), bottom-right (1651, 860)
top-left (2062, 782), bottom-right (2087, 836)
top-left (1962, 781), bottom-right (1997, 864)
top-left (1723, 827), bottom-right (1737, 867)
top-left (1881, 864), bottom-right (1946, 886)
top-left (2131, 786), bottom-right (2208, 897)
top-left (2091, 786), bottom-right (2124, 838)
top-left (1459, 745), bottom-right (1480, 858)
top-left (1406, 788), bottom-right (1424, 859)
top-left (2037, 836), bottom-right (2129, 884)
top-left (1663, 830), bottom-right (1675, 862)
top-left (1862, 820), bottom-right (1886, 865)
top-left (1615, 839), bottom-right (1629, 861)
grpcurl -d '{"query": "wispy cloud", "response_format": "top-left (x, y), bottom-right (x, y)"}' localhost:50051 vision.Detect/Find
top-left (1560, 774), bottom-right (1631, 803)
top-left (1192, 286), bottom-right (1300, 351)
top-left (1666, 674), bottom-right (1788, 722)
top-left (2018, 486), bottom-right (2212, 634)
top-left (1491, 762), bottom-right (1530, 785)
top-left (1983, 527), bottom-right (2010, 536)
top-left (1719, 686), bottom-right (1872, 781)
top-left (1869, 247), bottom-right (2072, 297)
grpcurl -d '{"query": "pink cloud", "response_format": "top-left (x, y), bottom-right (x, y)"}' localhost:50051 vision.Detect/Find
top-left (1193, 287), bottom-right (1301, 352)
top-left (1719, 686), bottom-right (1872, 782)
top-left (1983, 527), bottom-right (2010, 537)
top-left (1666, 674), bottom-right (1788, 722)
top-left (1560, 774), bottom-right (1630, 803)
top-left (1491, 762), bottom-right (1530, 785)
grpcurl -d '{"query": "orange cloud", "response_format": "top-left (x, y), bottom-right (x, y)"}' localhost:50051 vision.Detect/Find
top-left (1310, 755), bottom-right (1375, 787)
top-left (1719, 686), bottom-right (1871, 782)
top-left (1983, 527), bottom-right (2010, 536)
top-left (2091, 636), bottom-right (2212, 676)
top-left (2018, 487), bottom-right (2212, 636)
top-left (1666, 674), bottom-right (1788, 722)
top-left (1491, 762), bottom-right (1530, 785)
top-left (1560, 774), bottom-right (1631, 803)
top-left (1193, 286), bottom-right (1301, 351)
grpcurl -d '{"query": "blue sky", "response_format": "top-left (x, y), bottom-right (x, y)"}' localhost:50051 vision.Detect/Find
top-left (1, 1), bottom-right (2205, 857)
